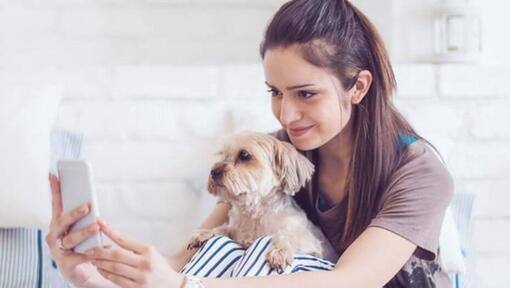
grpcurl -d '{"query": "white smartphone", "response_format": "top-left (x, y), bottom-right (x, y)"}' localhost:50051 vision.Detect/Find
top-left (57, 160), bottom-right (104, 254)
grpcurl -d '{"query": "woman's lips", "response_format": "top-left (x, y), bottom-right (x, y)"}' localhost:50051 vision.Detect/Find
top-left (288, 125), bottom-right (314, 138)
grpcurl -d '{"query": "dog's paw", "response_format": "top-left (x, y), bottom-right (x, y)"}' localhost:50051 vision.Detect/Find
top-left (187, 230), bottom-right (215, 250)
top-left (266, 247), bottom-right (294, 273)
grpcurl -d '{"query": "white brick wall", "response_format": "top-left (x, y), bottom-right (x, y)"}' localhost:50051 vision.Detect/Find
top-left (2, 0), bottom-right (509, 287)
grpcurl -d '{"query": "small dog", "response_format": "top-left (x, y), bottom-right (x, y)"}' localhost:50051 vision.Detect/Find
top-left (187, 132), bottom-right (334, 272)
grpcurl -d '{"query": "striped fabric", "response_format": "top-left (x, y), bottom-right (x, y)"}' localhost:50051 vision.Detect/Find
top-left (181, 235), bottom-right (335, 279)
top-left (0, 128), bottom-right (83, 288)
top-left (0, 229), bottom-right (42, 287)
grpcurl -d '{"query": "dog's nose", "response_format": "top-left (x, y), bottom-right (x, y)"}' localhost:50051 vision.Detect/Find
top-left (210, 168), bottom-right (223, 180)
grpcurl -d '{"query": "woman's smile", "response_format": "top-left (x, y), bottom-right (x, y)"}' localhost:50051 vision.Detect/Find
top-left (287, 125), bottom-right (315, 138)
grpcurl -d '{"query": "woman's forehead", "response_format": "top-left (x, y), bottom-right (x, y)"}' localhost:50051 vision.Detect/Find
top-left (263, 47), bottom-right (336, 88)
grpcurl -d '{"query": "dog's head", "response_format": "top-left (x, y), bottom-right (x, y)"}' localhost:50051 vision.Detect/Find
top-left (207, 132), bottom-right (314, 207)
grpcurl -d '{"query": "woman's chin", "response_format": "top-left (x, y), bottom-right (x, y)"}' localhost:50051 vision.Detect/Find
top-left (289, 137), bottom-right (320, 151)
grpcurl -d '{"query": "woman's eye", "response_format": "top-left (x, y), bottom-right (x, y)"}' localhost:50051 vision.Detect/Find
top-left (267, 89), bottom-right (281, 97)
top-left (238, 150), bottom-right (251, 161)
top-left (298, 90), bottom-right (316, 98)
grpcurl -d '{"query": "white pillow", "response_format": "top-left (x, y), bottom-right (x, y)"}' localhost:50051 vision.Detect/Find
top-left (439, 205), bottom-right (466, 273)
top-left (0, 84), bottom-right (62, 228)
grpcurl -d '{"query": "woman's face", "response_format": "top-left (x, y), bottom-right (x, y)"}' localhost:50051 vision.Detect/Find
top-left (263, 45), bottom-right (353, 151)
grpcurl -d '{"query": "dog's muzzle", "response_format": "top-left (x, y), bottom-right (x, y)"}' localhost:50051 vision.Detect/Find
top-left (210, 167), bottom-right (223, 181)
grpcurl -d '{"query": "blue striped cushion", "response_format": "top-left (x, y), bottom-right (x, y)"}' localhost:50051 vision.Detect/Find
top-left (0, 229), bottom-right (42, 287)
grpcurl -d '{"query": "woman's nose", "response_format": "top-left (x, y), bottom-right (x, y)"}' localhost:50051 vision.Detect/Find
top-left (279, 98), bottom-right (302, 126)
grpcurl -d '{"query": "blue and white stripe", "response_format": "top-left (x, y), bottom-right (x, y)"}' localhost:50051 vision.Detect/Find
top-left (181, 235), bottom-right (335, 279)
top-left (0, 229), bottom-right (41, 288)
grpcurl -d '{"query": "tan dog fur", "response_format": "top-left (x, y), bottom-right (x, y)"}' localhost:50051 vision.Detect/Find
top-left (188, 132), bottom-right (330, 272)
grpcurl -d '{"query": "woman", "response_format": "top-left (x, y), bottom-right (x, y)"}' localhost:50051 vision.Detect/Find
top-left (46, 0), bottom-right (453, 287)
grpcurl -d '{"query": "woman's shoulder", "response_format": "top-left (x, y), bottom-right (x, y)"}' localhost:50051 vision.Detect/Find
top-left (389, 139), bottom-right (454, 201)
top-left (402, 139), bottom-right (451, 176)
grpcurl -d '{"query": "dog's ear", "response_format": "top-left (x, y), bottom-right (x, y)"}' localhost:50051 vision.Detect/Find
top-left (273, 140), bottom-right (315, 195)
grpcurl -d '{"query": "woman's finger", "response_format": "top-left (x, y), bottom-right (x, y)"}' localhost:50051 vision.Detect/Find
top-left (93, 259), bottom-right (143, 283)
top-left (46, 203), bottom-right (90, 248)
top-left (97, 219), bottom-right (148, 254)
top-left (61, 222), bottom-right (100, 251)
top-left (49, 173), bottom-right (63, 219)
top-left (86, 246), bottom-right (144, 268)
top-left (52, 203), bottom-right (90, 240)
top-left (96, 267), bottom-right (137, 288)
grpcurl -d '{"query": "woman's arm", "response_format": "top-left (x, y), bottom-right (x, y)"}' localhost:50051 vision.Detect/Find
top-left (201, 226), bottom-right (416, 288)
top-left (167, 202), bottom-right (230, 271)
top-left (86, 211), bottom-right (416, 288)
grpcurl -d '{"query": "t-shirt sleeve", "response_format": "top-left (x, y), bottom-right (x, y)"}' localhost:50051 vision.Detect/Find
top-left (368, 142), bottom-right (454, 261)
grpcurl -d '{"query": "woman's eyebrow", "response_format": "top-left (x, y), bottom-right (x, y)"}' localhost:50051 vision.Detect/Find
top-left (265, 81), bottom-right (316, 91)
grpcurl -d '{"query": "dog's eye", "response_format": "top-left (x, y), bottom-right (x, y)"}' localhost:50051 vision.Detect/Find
top-left (238, 150), bottom-right (251, 162)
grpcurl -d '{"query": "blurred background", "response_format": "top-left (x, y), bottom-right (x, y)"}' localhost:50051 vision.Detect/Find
top-left (1, 0), bottom-right (509, 287)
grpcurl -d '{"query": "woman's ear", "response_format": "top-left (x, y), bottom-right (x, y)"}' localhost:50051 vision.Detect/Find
top-left (350, 70), bottom-right (372, 104)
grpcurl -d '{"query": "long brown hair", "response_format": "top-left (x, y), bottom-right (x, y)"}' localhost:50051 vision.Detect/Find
top-left (260, 0), bottom-right (423, 247)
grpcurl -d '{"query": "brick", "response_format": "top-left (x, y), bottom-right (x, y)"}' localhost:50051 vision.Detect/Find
top-left (0, 34), bottom-right (61, 66)
top-left (113, 65), bottom-right (219, 99)
top-left (93, 182), bottom-right (126, 223)
top-left (59, 9), bottom-right (108, 36)
top-left (57, 38), bottom-right (140, 66)
top-left (0, 0), bottom-right (58, 8)
top-left (149, 0), bottom-right (284, 7)
top-left (439, 65), bottom-right (510, 98)
top-left (475, 253), bottom-right (510, 288)
top-left (395, 100), bottom-right (466, 144)
top-left (131, 100), bottom-right (230, 140)
top-left (393, 65), bottom-right (436, 99)
top-left (130, 101), bottom-right (180, 140)
top-left (0, 68), bottom-right (60, 86)
top-left (218, 65), bottom-right (267, 99)
top-left (60, 7), bottom-right (272, 38)
top-left (172, 101), bottom-right (230, 138)
top-left (56, 99), bottom-right (230, 142)
top-left (55, 0), bottom-right (140, 7)
top-left (110, 219), bottom-right (196, 255)
top-left (473, 219), bottom-right (510, 253)
top-left (81, 141), bottom-right (218, 181)
top-left (387, 104), bottom-right (460, 161)
top-left (455, 180), bottom-right (510, 218)
top-left (138, 38), bottom-right (262, 65)
top-left (471, 101), bottom-right (510, 139)
top-left (0, 7), bottom-right (57, 35)
top-left (55, 100), bottom-right (136, 141)
top-left (447, 142), bottom-right (510, 179)
top-left (226, 99), bottom-right (281, 133)
top-left (119, 181), bottom-right (200, 220)
top-left (60, 67), bottom-right (114, 99)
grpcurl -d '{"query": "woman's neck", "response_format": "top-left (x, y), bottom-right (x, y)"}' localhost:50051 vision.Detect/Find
top-left (315, 120), bottom-right (354, 205)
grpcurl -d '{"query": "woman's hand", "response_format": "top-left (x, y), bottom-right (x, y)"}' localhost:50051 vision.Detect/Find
top-left (45, 174), bottom-right (112, 288)
top-left (87, 219), bottom-right (185, 288)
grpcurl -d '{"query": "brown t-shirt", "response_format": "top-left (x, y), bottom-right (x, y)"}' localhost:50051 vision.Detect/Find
top-left (272, 130), bottom-right (453, 288)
